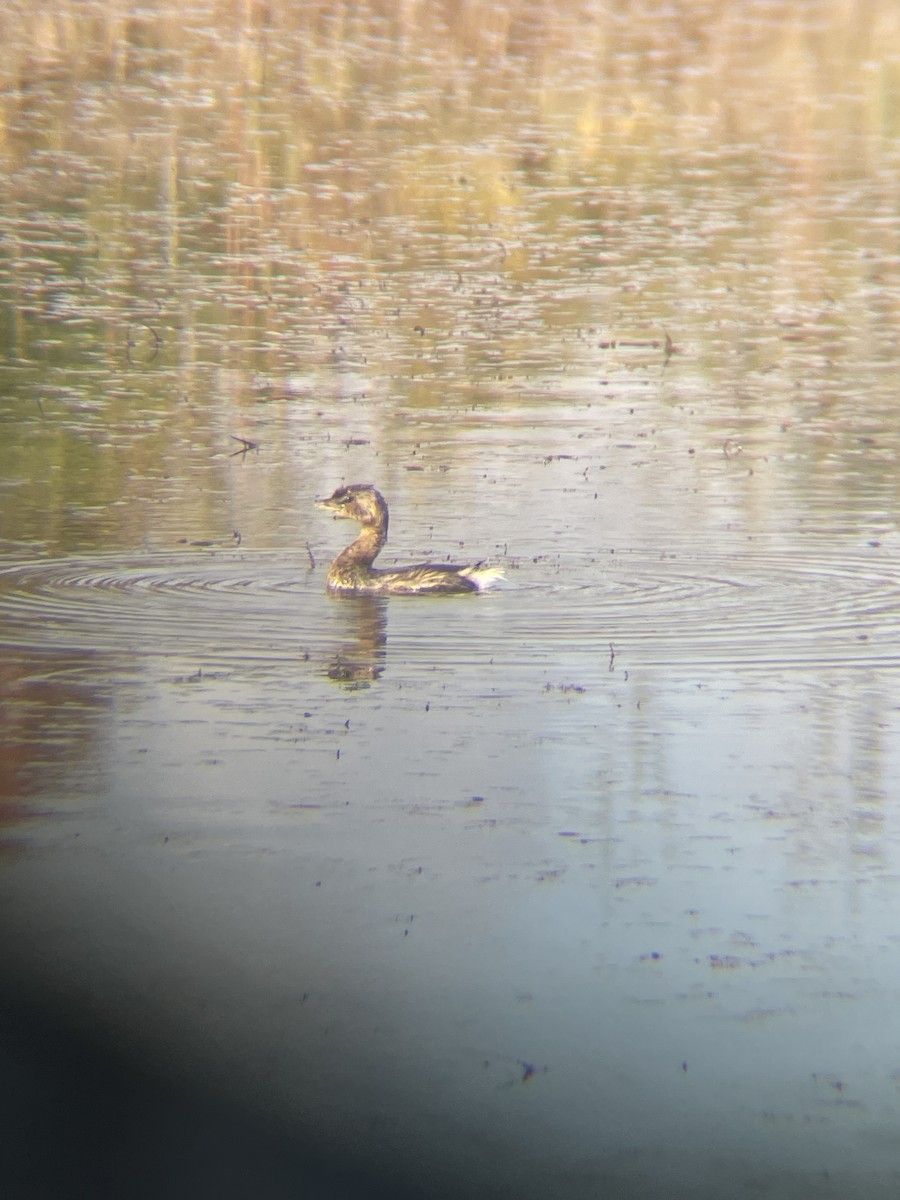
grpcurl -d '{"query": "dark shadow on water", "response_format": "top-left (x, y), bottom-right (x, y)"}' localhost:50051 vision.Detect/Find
top-left (0, 976), bottom-right (414, 1200)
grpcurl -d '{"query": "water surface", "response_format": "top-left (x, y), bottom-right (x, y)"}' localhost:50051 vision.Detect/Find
top-left (3, 3), bottom-right (900, 1197)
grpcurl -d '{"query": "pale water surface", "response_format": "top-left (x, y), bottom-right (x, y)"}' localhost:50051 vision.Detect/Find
top-left (3, 2), bottom-right (900, 1197)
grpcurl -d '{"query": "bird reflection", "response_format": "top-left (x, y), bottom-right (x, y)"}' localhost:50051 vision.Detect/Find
top-left (325, 595), bottom-right (388, 686)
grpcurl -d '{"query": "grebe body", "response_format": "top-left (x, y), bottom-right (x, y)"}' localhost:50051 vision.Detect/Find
top-left (315, 484), bottom-right (503, 596)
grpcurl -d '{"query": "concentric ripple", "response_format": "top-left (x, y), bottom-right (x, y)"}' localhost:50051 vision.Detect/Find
top-left (0, 551), bottom-right (316, 662)
top-left (500, 545), bottom-right (900, 670)
top-left (1, 545), bottom-right (899, 672)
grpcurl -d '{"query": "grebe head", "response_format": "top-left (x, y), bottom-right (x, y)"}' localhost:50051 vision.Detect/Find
top-left (315, 484), bottom-right (389, 532)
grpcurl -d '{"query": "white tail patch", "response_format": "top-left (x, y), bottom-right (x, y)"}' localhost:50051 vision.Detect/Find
top-left (461, 565), bottom-right (505, 591)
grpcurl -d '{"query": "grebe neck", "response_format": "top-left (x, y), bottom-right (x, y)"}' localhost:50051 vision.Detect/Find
top-left (334, 522), bottom-right (386, 571)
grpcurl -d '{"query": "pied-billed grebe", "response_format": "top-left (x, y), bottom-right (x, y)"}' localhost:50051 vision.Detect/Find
top-left (316, 484), bottom-right (503, 595)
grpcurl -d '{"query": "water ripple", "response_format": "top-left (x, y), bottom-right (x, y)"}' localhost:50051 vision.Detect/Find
top-left (500, 546), bottom-right (900, 670)
top-left (1, 546), bottom-right (898, 672)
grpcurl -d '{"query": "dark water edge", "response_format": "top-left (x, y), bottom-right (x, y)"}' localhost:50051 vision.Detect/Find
top-left (2, 1008), bottom-right (895, 1200)
top-left (0, 979), bottom-right (802, 1200)
top-left (0, 972), bottom-right (412, 1200)
top-left (4, 950), bottom-right (900, 1200)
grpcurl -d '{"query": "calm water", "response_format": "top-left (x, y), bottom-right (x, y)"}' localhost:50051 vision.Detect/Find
top-left (3, 2), bottom-right (900, 1197)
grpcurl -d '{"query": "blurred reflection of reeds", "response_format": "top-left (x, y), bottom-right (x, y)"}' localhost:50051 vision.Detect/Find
top-left (2, 1), bottom-right (900, 550)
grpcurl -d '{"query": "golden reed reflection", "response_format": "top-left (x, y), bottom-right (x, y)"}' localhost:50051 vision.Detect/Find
top-left (3, 2), bottom-right (898, 177)
top-left (2, 0), bottom-right (900, 552)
